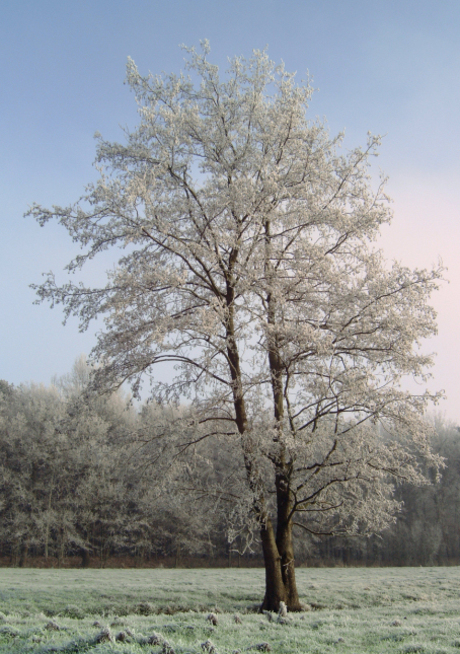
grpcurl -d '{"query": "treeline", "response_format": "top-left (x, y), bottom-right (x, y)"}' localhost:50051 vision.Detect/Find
top-left (1, 358), bottom-right (459, 568)
top-left (0, 357), bottom-right (246, 567)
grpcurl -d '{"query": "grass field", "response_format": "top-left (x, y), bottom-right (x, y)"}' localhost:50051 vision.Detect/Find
top-left (1, 566), bottom-right (460, 653)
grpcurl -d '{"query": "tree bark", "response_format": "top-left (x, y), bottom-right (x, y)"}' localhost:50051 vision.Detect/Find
top-left (264, 223), bottom-right (303, 611)
top-left (18, 537), bottom-right (29, 568)
top-left (44, 481), bottom-right (53, 559)
top-left (260, 517), bottom-right (286, 611)
top-left (276, 479), bottom-right (302, 610)
top-left (80, 546), bottom-right (90, 568)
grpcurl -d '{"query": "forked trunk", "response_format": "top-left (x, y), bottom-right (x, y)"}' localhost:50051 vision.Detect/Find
top-left (224, 267), bottom-right (302, 612)
top-left (260, 514), bottom-right (302, 612)
top-left (262, 220), bottom-right (302, 611)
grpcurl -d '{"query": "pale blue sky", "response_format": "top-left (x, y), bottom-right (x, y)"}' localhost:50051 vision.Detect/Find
top-left (1, 0), bottom-right (459, 419)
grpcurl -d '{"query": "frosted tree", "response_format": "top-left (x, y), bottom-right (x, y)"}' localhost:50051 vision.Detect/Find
top-left (28, 43), bottom-right (443, 609)
top-left (51, 357), bottom-right (138, 565)
top-left (0, 360), bottom-right (137, 566)
top-left (0, 380), bottom-right (73, 564)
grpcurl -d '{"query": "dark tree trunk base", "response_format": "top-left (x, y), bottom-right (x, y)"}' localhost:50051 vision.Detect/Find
top-left (80, 548), bottom-right (90, 568)
top-left (260, 519), bottom-right (286, 612)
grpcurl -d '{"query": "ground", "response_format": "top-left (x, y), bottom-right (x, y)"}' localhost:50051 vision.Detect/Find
top-left (0, 567), bottom-right (459, 653)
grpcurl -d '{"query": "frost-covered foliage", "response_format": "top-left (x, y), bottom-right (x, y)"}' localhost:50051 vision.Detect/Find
top-left (27, 43), bottom-right (443, 608)
top-left (0, 358), bottom-right (233, 564)
top-left (0, 358), bottom-right (135, 564)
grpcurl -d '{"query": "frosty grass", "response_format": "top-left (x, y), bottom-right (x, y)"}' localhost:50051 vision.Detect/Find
top-left (1, 567), bottom-right (460, 653)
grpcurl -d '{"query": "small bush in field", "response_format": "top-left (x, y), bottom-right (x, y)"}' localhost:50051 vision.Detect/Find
top-left (134, 601), bottom-right (155, 615)
top-left (62, 604), bottom-right (84, 619)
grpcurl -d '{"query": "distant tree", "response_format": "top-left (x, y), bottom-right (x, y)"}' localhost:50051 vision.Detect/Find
top-left (51, 357), bottom-right (139, 565)
top-left (0, 381), bottom-right (65, 564)
top-left (0, 359), bottom-right (137, 566)
top-left (28, 44), bottom-right (443, 609)
top-left (381, 418), bottom-right (460, 566)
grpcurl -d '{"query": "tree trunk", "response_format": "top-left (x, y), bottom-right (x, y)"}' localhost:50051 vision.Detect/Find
top-left (260, 517), bottom-right (286, 611)
top-left (262, 218), bottom-right (302, 610)
top-left (44, 532), bottom-right (49, 559)
top-left (276, 515), bottom-right (302, 610)
top-left (275, 475), bottom-right (302, 611)
top-left (80, 546), bottom-right (90, 568)
top-left (224, 264), bottom-right (301, 612)
top-left (18, 537), bottom-right (29, 567)
top-left (44, 477), bottom-right (54, 558)
top-left (10, 540), bottom-right (19, 566)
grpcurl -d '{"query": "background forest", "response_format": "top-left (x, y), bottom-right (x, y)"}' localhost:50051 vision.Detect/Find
top-left (1, 357), bottom-right (458, 570)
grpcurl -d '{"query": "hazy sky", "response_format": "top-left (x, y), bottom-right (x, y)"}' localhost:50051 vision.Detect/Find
top-left (1, 0), bottom-right (459, 420)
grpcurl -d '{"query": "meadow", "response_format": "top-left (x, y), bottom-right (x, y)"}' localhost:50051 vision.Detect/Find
top-left (1, 567), bottom-right (460, 653)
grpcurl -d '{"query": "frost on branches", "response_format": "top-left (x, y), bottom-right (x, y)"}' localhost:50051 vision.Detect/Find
top-left (28, 43), bottom-right (443, 610)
